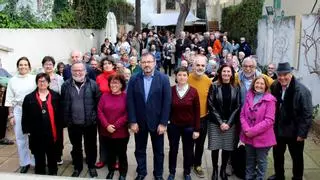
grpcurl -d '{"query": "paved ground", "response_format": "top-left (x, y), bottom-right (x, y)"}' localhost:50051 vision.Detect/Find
top-left (0, 127), bottom-right (320, 180)
top-left (1, 77), bottom-right (320, 179)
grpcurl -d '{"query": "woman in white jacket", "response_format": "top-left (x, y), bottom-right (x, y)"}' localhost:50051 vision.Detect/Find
top-left (5, 57), bottom-right (36, 173)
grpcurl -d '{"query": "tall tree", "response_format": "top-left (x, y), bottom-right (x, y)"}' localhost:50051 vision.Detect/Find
top-left (135, 0), bottom-right (141, 31)
top-left (175, 0), bottom-right (191, 37)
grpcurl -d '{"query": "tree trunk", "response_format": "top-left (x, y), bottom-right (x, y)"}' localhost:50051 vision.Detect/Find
top-left (135, 0), bottom-right (141, 31)
top-left (157, 0), bottom-right (161, 13)
top-left (175, 0), bottom-right (191, 37)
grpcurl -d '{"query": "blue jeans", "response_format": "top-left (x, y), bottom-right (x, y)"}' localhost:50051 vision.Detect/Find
top-left (245, 144), bottom-right (271, 180)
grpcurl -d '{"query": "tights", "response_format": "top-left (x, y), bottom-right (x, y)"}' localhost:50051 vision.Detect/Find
top-left (211, 149), bottom-right (231, 169)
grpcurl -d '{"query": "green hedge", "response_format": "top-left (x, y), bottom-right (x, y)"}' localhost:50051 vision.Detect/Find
top-left (221, 0), bottom-right (264, 53)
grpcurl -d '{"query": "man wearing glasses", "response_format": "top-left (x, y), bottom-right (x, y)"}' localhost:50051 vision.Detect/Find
top-left (267, 63), bottom-right (278, 80)
top-left (61, 61), bottom-right (101, 177)
top-left (127, 53), bottom-right (171, 180)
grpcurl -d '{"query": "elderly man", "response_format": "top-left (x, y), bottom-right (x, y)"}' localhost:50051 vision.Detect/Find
top-left (237, 56), bottom-right (273, 105)
top-left (61, 61), bottom-right (101, 177)
top-left (90, 59), bottom-right (102, 78)
top-left (127, 53), bottom-right (171, 180)
top-left (267, 63), bottom-right (278, 80)
top-left (268, 62), bottom-right (312, 180)
top-left (63, 50), bottom-right (96, 81)
top-left (188, 55), bottom-right (212, 178)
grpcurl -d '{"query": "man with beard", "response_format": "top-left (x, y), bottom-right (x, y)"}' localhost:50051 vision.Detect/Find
top-left (188, 55), bottom-right (212, 178)
top-left (61, 61), bottom-right (101, 177)
top-left (237, 56), bottom-right (273, 105)
top-left (127, 53), bottom-right (171, 180)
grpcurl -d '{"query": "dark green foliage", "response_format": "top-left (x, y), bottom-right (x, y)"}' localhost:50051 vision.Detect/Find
top-left (53, 0), bottom-right (69, 15)
top-left (0, 0), bottom-right (134, 29)
top-left (220, 0), bottom-right (264, 53)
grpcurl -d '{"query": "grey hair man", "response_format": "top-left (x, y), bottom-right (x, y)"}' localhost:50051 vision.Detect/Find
top-left (63, 50), bottom-right (96, 81)
top-left (238, 56), bottom-right (273, 105)
top-left (268, 62), bottom-right (312, 180)
top-left (61, 61), bottom-right (101, 178)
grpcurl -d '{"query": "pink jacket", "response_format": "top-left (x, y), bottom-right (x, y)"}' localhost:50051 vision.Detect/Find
top-left (240, 91), bottom-right (277, 148)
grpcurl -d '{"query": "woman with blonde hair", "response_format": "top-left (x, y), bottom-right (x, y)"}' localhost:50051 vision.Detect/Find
top-left (240, 75), bottom-right (276, 180)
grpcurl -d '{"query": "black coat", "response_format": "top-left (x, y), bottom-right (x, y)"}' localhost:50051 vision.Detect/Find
top-left (175, 38), bottom-right (191, 58)
top-left (207, 82), bottom-right (241, 126)
top-left (61, 77), bottom-right (101, 127)
top-left (270, 76), bottom-right (313, 138)
top-left (22, 89), bottom-right (63, 152)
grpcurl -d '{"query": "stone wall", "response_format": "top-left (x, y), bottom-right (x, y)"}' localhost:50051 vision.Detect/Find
top-left (257, 14), bottom-right (320, 105)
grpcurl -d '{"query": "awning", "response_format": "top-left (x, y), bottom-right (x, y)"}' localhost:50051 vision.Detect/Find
top-left (144, 11), bottom-right (200, 26)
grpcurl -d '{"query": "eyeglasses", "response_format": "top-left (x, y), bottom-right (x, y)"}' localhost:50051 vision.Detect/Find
top-left (38, 80), bottom-right (48, 84)
top-left (44, 63), bottom-right (53, 67)
top-left (243, 65), bottom-right (255, 69)
top-left (72, 69), bottom-right (85, 72)
top-left (140, 61), bottom-right (154, 65)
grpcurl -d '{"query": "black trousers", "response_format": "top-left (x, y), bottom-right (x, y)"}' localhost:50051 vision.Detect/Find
top-left (134, 128), bottom-right (164, 177)
top-left (163, 60), bottom-right (173, 76)
top-left (98, 126), bottom-right (108, 163)
top-left (33, 141), bottom-right (58, 175)
top-left (67, 124), bottom-right (97, 171)
top-left (167, 124), bottom-right (194, 175)
top-left (103, 136), bottom-right (129, 175)
top-left (0, 106), bottom-right (8, 139)
top-left (55, 128), bottom-right (64, 161)
top-left (193, 117), bottom-right (208, 167)
top-left (273, 136), bottom-right (305, 180)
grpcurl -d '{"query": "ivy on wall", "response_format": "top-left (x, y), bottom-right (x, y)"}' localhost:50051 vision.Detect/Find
top-left (0, 0), bottom-right (134, 29)
top-left (220, 0), bottom-right (264, 53)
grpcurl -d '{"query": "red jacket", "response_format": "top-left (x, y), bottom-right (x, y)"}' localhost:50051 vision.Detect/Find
top-left (96, 70), bottom-right (116, 93)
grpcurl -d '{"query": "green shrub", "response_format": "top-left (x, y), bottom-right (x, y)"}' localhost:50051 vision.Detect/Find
top-left (221, 0), bottom-right (264, 53)
top-left (0, 0), bottom-right (134, 29)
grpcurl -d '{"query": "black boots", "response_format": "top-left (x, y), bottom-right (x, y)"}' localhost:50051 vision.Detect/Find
top-left (211, 166), bottom-right (218, 180)
top-left (220, 168), bottom-right (228, 180)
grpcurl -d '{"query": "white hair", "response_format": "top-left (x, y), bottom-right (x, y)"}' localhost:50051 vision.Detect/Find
top-left (242, 56), bottom-right (257, 67)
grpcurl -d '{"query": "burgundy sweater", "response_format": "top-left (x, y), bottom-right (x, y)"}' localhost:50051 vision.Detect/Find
top-left (171, 85), bottom-right (200, 131)
top-left (97, 92), bottom-right (129, 138)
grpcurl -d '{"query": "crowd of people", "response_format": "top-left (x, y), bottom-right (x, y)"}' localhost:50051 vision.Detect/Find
top-left (0, 29), bottom-right (313, 180)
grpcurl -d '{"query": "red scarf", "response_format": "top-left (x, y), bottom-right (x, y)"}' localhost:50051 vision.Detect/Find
top-left (36, 91), bottom-right (57, 142)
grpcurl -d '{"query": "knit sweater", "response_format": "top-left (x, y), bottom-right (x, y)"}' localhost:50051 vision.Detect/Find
top-left (171, 85), bottom-right (200, 131)
top-left (97, 92), bottom-right (129, 138)
top-left (188, 73), bottom-right (212, 118)
top-left (96, 70), bottom-right (116, 93)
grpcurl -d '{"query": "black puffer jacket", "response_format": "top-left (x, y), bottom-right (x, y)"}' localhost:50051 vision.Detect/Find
top-left (61, 77), bottom-right (101, 127)
top-left (270, 76), bottom-right (313, 138)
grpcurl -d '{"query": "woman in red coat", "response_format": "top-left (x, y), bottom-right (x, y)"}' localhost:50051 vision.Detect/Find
top-left (96, 56), bottom-right (116, 93)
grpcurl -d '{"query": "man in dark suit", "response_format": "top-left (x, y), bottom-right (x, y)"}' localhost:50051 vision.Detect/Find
top-left (127, 53), bottom-right (171, 180)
